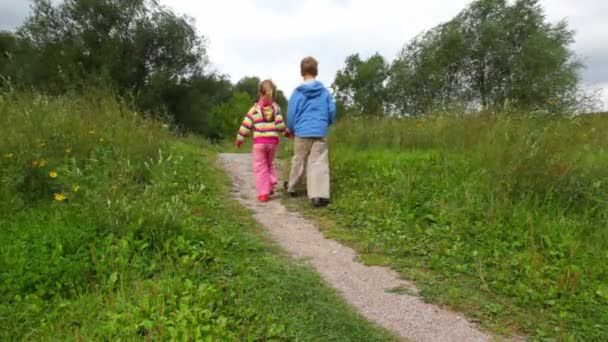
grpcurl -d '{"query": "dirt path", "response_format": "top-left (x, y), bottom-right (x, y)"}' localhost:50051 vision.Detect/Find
top-left (218, 153), bottom-right (492, 342)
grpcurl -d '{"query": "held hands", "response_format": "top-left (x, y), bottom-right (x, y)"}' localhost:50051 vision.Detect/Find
top-left (285, 128), bottom-right (294, 139)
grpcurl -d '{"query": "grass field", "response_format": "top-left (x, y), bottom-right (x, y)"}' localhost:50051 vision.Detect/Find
top-left (0, 92), bottom-right (395, 341)
top-left (285, 113), bottom-right (608, 340)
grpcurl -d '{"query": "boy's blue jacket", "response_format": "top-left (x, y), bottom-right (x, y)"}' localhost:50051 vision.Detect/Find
top-left (287, 80), bottom-right (336, 138)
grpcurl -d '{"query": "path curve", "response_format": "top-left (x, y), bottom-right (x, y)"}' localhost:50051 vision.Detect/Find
top-left (218, 153), bottom-right (492, 342)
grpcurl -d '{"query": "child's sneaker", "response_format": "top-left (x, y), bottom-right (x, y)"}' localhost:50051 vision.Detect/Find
top-left (312, 198), bottom-right (330, 207)
top-left (283, 181), bottom-right (298, 197)
top-left (258, 194), bottom-right (270, 202)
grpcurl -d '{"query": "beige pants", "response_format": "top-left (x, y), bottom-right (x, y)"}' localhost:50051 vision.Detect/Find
top-left (288, 137), bottom-right (330, 199)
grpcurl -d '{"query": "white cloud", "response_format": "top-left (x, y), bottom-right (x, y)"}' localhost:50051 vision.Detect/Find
top-left (162, 0), bottom-right (608, 109)
top-left (163, 0), bottom-right (470, 96)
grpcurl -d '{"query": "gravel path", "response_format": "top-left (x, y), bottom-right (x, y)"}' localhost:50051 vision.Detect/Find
top-left (218, 153), bottom-right (492, 342)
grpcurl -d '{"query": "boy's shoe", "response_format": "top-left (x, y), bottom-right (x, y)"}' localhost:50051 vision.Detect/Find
top-left (311, 198), bottom-right (330, 207)
top-left (283, 181), bottom-right (298, 197)
top-left (271, 182), bottom-right (277, 195)
top-left (286, 191), bottom-right (298, 198)
top-left (258, 195), bottom-right (270, 202)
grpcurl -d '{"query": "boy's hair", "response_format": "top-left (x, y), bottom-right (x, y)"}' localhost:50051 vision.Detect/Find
top-left (300, 56), bottom-right (318, 77)
top-left (259, 79), bottom-right (275, 99)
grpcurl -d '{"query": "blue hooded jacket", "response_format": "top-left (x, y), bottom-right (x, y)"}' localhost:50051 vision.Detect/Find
top-left (287, 80), bottom-right (336, 138)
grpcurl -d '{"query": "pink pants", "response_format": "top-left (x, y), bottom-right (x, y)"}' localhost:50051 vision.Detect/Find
top-left (252, 143), bottom-right (278, 196)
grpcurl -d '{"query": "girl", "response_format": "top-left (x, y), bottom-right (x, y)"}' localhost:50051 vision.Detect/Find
top-left (235, 79), bottom-right (286, 202)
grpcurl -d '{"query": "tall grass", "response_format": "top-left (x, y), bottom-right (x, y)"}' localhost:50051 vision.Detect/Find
top-left (0, 92), bottom-right (394, 340)
top-left (333, 113), bottom-right (608, 209)
top-left (0, 90), bottom-right (171, 208)
top-left (314, 113), bottom-right (608, 339)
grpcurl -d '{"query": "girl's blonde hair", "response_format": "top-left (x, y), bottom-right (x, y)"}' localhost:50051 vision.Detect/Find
top-left (259, 79), bottom-right (275, 101)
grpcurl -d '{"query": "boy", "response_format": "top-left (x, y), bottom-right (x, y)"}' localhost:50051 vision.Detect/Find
top-left (285, 56), bottom-right (336, 207)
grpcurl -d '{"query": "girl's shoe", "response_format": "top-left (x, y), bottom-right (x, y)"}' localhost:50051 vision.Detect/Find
top-left (258, 194), bottom-right (270, 202)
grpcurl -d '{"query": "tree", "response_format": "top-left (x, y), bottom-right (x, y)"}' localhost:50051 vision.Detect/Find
top-left (274, 89), bottom-right (288, 110)
top-left (2, 0), bottom-right (237, 134)
top-left (387, 0), bottom-right (582, 115)
top-left (235, 76), bottom-right (261, 101)
top-left (0, 32), bottom-right (19, 88)
top-left (16, 0), bottom-right (207, 91)
top-left (207, 92), bottom-right (253, 141)
top-left (334, 53), bottom-right (389, 115)
top-left (235, 75), bottom-right (288, 109)
top-left (137, 72), bottom-right (233, 135)
top-left (497, 0), bottom-right (581, 109)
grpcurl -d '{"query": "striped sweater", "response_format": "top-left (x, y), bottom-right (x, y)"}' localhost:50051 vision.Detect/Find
top-left (237, 102), bottom-right (286, 144)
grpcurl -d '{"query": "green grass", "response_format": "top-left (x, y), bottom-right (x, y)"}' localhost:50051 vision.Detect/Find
top-left (285, 114), bottom-right (608, 341)
top-left (0, 92), bottom-right (396, 341)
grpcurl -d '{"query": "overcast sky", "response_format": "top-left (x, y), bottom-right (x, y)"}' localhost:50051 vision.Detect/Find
top-left (1, 0), bottom-right (607, 108)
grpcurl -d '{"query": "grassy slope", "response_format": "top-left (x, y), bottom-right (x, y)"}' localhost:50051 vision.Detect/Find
top-left (0, 93), bottom-right (395, 341)
top-left (284, 116), bottom-right (608, 341)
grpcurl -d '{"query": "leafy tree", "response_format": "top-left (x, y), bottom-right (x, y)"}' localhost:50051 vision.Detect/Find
top-left (0, 32), bottom-right (18, 88)
top-left (138, 73), bottom-right (233, 135)
top-left (386, 0), bottom-right (581, 115)
top-left (207, 92), bottom-right (253, 141)
top-left (17, 0), bottom-right (206, 90)
top-left (334, 53), bottom-right (389, 115)
top-left (274, 89), bottom-right (288, 110)
top-left (235, 75), bottom-right (288, 109)
top-left (1, 0), bottom-right (239, 134)
top-left (235, 76), bottom-right (261, 101)
top-left (0, 31), bottom-right (40, 90)
top-left (388, 21), bottom-right (469, 115)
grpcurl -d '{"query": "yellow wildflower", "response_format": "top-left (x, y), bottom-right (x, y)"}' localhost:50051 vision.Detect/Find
top-left (65, 148), bottom-right (72, 154)
top-left (49, 171), bottom-right (58, 179)
top-left (88, 130), bottom-right (95, 135)
top-left (3, 153), bottom-right (13, 158)
top-left (72, 185), bottom-right (80, 192)
top-left (39, 159), bottom-right (47, 167)
top-left (54, 193), bottom-right (66, 202)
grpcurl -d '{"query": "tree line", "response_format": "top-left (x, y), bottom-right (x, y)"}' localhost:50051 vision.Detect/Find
top-left (0, 0), bottom-right (287, 140)
top-left (334, 0), bottom-right (600, 116)
top-left (1, 0), bottom-right (600, 140)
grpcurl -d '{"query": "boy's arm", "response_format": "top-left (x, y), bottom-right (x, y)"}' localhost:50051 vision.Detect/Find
top-left (286, 91), bottom-right (300, 133)
top-left (327, 91), bottom-right (336, 126)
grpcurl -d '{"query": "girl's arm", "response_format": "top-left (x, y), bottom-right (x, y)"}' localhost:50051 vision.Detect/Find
top-left (236, 112), bottom-right (254, 143)
top-left (274, 104), bottom-right (286, 133)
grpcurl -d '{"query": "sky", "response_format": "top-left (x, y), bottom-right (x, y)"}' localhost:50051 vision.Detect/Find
top-left (1, 0), bottom-right (607, 108)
